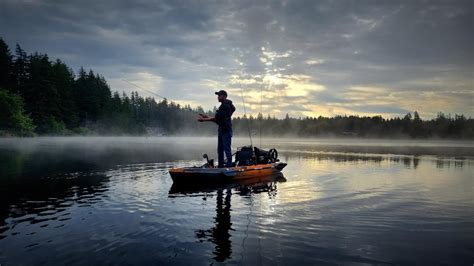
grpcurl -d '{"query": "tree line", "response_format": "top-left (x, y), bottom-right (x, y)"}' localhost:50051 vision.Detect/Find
top-left (0, 38), bottom-right (217, 136)
top-left (0, 38), bottom-right (473, 138)
top-left (233, 112), bottom-right (473, 139)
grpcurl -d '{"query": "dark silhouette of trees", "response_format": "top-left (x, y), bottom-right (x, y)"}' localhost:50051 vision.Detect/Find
top-left (13, 44), bottom-right (28, 95)
top-left (0, 39), bottom-right (15, 91)
top-left (51, 59), bottom-right (77, 128)
top-left (232, 112), bottom-right (473, 139)
top-left (26, 52), bottom-right (64, 133)
top-left (0, 37), bottom-right (472, 138)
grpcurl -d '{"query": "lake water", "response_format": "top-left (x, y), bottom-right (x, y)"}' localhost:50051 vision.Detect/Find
top-left (0, 137), bottom-right (473, 265)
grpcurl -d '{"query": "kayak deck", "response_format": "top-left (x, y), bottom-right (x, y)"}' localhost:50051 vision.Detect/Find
top-left (169, 162), bottom-right (287, 184)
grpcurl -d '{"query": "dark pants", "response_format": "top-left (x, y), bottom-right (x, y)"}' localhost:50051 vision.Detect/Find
top-left (218, 128), bottom-right (233, 168)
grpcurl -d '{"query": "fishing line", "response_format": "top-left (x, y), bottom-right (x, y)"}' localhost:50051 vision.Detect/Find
top-left (240, 191), bottom-right (255, 263)
top-left (121, 79), bottom-right (205, 116)
top-left (122, 79), bottom-right (168, 100)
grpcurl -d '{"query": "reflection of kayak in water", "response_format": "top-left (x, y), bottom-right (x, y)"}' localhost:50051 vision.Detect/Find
top-left (169, 162), bottom-right (287, 184)
top-left (169, 171), bottom-right (287, 195)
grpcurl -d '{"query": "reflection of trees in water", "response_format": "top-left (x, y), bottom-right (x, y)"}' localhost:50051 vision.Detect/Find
top-left (436, 159), bottom-right (465, 169)
top-left (1, 149), bottom-right (107, 181)
top-left (0, 148), bottom-right (112, 239)
top-left (0, 149), bottom-right (31, 178)
top-left (413, 157), bottom-right (420, 168)
top-left (284, 152), bottom-right (469, 170)
top-left (276, 143), bottom-right (474, 157)
top-left (0, 173), bottom-right (109, 239)
top-left (0, 140), bottom-right (212, 177)
top-left (403, 157), bottom-right (411, 167)
top-left (192, 176), bottom-right (284, 263)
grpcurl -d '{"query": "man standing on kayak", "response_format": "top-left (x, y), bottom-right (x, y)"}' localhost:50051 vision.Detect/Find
top-left (198, 90), bottom-right (236, 168)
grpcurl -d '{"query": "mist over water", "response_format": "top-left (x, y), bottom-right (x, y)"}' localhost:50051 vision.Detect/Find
top-left (0, 137), bottom-right (473, 265)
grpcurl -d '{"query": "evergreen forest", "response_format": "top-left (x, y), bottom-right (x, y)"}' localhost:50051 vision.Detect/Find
top-left (0, 38), bottom-right (473, 139)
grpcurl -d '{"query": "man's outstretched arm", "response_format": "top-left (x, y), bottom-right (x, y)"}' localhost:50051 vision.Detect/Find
top-left (197, 114), bottom-right (216, 122)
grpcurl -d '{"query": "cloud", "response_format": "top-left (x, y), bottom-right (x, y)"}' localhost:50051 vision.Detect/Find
top-left (305, 59), bottom-right (325, 65)
top-left (0, 0), bottom-right (472, 118)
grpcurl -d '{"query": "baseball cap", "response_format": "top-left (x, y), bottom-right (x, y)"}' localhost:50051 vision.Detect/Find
top-left (214, 90), bottom-right (227, 97)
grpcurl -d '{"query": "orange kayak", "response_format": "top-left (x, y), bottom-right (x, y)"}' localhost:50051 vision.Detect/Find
top-left (169, 162), bottom-right (287, 184)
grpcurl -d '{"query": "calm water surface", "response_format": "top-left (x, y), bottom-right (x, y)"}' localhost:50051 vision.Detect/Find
top-left (0, 137), bottom-right (473, 265)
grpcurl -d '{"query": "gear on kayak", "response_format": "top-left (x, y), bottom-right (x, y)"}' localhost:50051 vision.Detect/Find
top-left (169, 146), bottom-right (286, 184)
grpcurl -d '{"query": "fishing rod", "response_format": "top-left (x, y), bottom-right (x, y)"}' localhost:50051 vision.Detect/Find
top-left (259, 82), bottom-right (263, 148)
top-left (239, 82), bottom-right (253, 147)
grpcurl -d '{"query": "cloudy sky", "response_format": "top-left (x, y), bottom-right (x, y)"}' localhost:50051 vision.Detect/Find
top-left (1, 0), bottom-right (473, 118)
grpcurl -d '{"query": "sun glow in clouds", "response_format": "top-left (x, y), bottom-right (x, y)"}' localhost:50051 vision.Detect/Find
top-left (305, 59), bottom-right (325, 65)
top-left (226, 46), bottom-right (327, 117)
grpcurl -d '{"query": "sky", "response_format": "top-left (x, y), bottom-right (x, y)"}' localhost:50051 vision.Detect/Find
top-left (1, 0), bottom-right (473, 119)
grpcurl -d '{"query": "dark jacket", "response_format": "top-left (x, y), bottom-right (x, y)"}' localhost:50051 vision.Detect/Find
top-left (215, 99), bottom-right (235, 133)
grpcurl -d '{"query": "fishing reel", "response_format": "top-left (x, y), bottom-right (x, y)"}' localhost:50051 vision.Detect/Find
top-left (268, 148), bottom-right (278, 163)
top-left (203, 154), bottom-right (215, 168)
top-left (253, 147), bottom-right (279, 164)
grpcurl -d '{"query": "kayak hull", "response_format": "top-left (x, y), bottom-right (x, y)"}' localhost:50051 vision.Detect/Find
top-left (169, 162), bottom-right (287, 184)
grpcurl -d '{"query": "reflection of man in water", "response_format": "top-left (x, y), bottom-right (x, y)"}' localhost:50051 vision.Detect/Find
top-left (198, 90), bottom-right (236, 168)
top-left (191, 178), bottom-right (284, 263)
top-left (195, 189), bottom-right (232, 262)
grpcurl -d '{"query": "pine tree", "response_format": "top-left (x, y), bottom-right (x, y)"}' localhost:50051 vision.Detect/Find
top-left (13, 44), bottom-right (28, 95)
top-left (51, 59), bottom-right (78, 128)
top-left (27, 52), bottom-right (64, 133)
top-left (0, 38), bottom-right (15, 91)
top-left (73, 67), bottom-right (90, 124)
